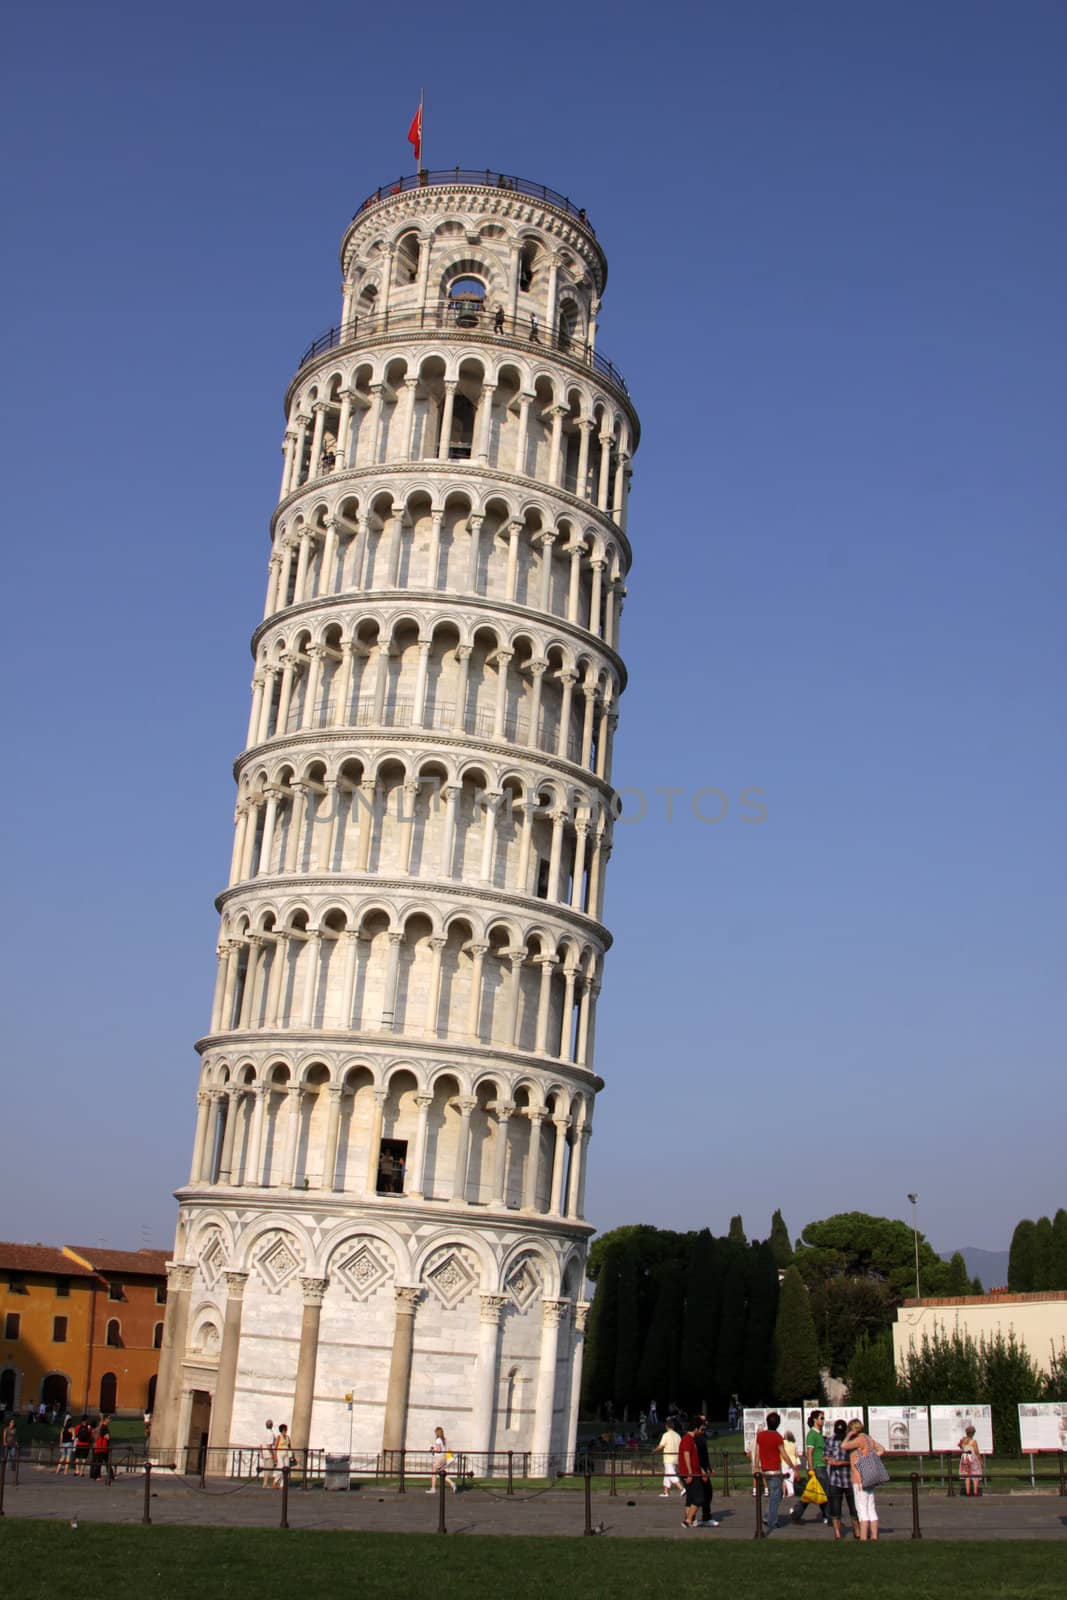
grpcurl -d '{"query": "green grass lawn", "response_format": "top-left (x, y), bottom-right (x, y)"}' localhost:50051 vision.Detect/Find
top-left (0, 1525), bottom-right (1065, 1599)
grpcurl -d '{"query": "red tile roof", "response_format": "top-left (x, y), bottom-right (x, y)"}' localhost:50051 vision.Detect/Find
top-left (0, 1242), bottom-right (95, 1276)
top-left (66, 1247), bottom-right (169, 1276)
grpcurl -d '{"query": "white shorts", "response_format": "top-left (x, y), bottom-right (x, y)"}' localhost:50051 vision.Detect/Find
top-left (853, 1485), bottom-right (878, 1522)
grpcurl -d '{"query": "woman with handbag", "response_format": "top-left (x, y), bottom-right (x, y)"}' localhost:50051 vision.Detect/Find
top-left (842, 1418), bottom-right (889, 1540)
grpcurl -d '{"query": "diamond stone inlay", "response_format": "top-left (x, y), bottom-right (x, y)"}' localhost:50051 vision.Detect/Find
top-left (424, 1247), bottom-right (478, 1308)
top-left (256, 1235), bottom-right (301, 1293)
top-left (335, 1242), bottom-right (393, 1302)
top-left (505, 1257), bottom-right (542, 1312)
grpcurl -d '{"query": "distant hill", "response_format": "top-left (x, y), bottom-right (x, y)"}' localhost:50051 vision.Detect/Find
top-left (940, 1246), bottom-right (1010, 1291)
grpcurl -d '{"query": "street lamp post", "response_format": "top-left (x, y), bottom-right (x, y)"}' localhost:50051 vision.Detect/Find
top-left (907, 1193), bottom-right (921, 1300)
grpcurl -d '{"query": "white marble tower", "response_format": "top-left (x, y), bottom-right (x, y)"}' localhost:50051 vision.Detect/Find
top-left (153, 169), bottom-right (638, 1471)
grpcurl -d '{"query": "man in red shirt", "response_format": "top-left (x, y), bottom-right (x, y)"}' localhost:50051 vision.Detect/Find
top-left (678, 1423), bottom-right (706, 1528)
top-left (754, 1411), bottom-right (788, 1534)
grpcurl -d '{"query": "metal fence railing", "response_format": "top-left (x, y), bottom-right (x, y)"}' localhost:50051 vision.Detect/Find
top-left (296, 302), bottom-right (628, 395)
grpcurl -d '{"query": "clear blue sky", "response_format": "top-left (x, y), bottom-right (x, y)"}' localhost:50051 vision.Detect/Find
top-left (3, 1), bottom-right (1063, 1259)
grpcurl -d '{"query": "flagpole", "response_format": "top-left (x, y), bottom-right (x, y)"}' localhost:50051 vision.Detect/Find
top-left (419, 88), bottom-right (425, 174)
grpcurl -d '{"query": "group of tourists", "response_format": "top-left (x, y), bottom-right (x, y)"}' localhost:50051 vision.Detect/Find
top-left (55, 1416), bottom-right (114, 1481)
top-left (752, 1409), bottom-right (890, 1540)
top-left (653, 1414), bottom-right (721, 1528)
top-left (257, 1419), bottom-right (296, 1486)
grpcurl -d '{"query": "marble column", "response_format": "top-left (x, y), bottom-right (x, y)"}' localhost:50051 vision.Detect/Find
top-left (381, 1286), bottom-right (420, 1453)
top-left (290, 1277), bottom-right (329, 1452)
top-left (530, 1299), bottom-right (568, 1471)
top-left (150, 1262), bottom-right (195, 1461)
top-left (470, 1294), bottom-right (507, 1456)
top-left (207, 1270), bottom-right (249, 1452)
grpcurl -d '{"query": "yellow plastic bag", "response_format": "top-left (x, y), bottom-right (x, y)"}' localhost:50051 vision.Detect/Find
top-left (801, 1471), bottom-right (827, 1506)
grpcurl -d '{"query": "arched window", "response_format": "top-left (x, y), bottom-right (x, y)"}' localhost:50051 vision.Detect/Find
top-left (448, 393), bottom-right (475, 460)
top-left (99, 1372), bottom-right (117, 1413)
top-left (42, 1372), bottom-right (69, 1410)
top-left (153, 1322), bottom-right (164, 1350)
top-left (395, 232), bottom-right (420, 286)
top-left (558, 300), bottom-right (579, 352)
top-left (105, 1318), bottom-right (122, 1348)
top-left (448, 276), bottom-right (485, 328)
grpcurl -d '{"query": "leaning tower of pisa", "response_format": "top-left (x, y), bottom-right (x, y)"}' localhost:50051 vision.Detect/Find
top-left (152, 169), bottom-right (638, 1470)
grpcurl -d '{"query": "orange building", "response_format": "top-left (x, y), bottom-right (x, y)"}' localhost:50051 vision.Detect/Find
top-left (0, 1242), bottom-right (168, 1417)
top-left (63, 1247), bottom-right (170, 1417)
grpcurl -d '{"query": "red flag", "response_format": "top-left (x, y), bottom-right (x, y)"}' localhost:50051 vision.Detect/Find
top-left (407, 101), bottom-right (423, 166)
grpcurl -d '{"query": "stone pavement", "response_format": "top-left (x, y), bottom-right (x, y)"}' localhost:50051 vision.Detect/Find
top-left (4, 1467), bottom-right (1066, 1540)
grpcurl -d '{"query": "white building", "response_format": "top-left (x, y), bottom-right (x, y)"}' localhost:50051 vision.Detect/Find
top-left (151, 169), bottom-right (639, 1471)
top-left (894, 1291), bottom-right (1067, 1376)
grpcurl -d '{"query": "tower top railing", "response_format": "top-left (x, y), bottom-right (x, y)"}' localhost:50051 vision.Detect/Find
top-left (352, 170), bottom-right (597, 232)
top-left (295, 302), bottom-right (628, 395)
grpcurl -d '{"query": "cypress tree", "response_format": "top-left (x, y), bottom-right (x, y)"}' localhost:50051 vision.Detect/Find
top-left (1033, 1216), bottom-right (1054, 1292)
top-left (581, 1241), bottom-right (621, 1411)
top-left (773, 1265), bottom-right (821, 1401)
top-left (846, 1331), bottom-right (899, 1405)
top-left (741, 1242), bottom-right (780, 1400)
top-left (728, 1215), bottom-right (747, 1245)
top-left (678, 1230), bottom-right (719, 1407)
top-left (1050, 1209), bottom-right (1067, 1291)
top-left (613, 1236), bottom-right (643, 1412)
top-left (714, 1245), bottom-right (748, 1400)
top-left (637, 1259), bottom-right (684, 1409)
top-left (944, 1251), bottom-right (970, 1294)
top-left (1008, 1219), bottom-right (1037, 1291)
top-left (768, 1209), bottom-right (793, 1267)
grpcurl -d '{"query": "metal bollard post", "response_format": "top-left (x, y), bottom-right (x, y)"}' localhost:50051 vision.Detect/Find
top-left (143, 1458), bottom-right (152, 1525)
top-left (507, 1450), bottom-right (514, 1496)
top-left (280, 1464), bottom-right (290, 1529)
top-left (584, 1463), bottom-right (593, 1535)
top-left (13, 1451), bottom-right (19, 1487)
top-left (610, 1453), bottom-right (617, 1497)
top-left (1059, 1451), bottom-right (1066, 1498)
top-left (946, 1461), bottom-right (955, 1498)
top-left (437, 1466), bottom-right (448, 1534)
top-left (398, 1449), bottom-right (406, 1495)
top-left (910, 1473), bottom-right (922, 1539)
top-left (753, 1471), bottom-right (764, 1538)
top-left (721, 1450), bottom-right (731, 1497)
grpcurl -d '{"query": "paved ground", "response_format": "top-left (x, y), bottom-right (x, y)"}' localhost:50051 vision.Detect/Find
top-left (4, 1467), bottom-right (1066, 1540)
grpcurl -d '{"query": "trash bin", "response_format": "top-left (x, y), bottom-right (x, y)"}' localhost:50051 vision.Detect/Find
top-left (324, 1454), bottom-right (351, 1490)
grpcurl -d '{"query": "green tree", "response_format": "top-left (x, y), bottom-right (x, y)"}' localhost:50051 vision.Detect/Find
top-left (1032, 1216), bottom-right (1055, 1292)
top-left (773, 1266), bottom-right (821, 1401)
top-left (809, 1275), bottom-right (896, 1376)
top-left (714, 1245), bottom-right (748, 1400)
top-left (613, 1237), bottom-right (643, 1411)
top-left (581, 1242), bottom-right (621, 1410)
top-left (846, 1331), bottom-right (899, 1406)
top-left (944, 1251), bottom-right (970, 1294)
top-left (636, 1260), bottom-right (684, 1408)
top-left (768, 1209), bottom-right (793, 1268)
top-left (900, 1329), bottom-right (981, 1405)
top-left (678, 1231), bottom-right (719, 1407)
top-left (1007, 1218), bottom-right (1037, 1291)
top-left (979, 1331), bottom-right (1042, 1456)
top-left (728, 1215), bottom-right (747, 1246)
top-left (970, 1276), bottom-right (985, 1296)
top-left (794, 1212), bottom-right (951, 1304)
top-left (1051, 1209), bottom-right (1067, 1291)
top-left (741, 1242), bottom-right (780, 1399)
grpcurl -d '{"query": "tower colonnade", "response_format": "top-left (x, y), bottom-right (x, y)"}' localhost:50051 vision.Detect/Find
top-left (153, 172), bottom-right (638, 1473)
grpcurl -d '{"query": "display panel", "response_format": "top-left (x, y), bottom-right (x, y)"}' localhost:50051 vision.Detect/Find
top-left (929, 1403), bottom-right (993, 1453)
top-left (867, 1404), bottom-right (931, 1453)
top-left (1018, 1403), bottom-right (1067, 1453)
